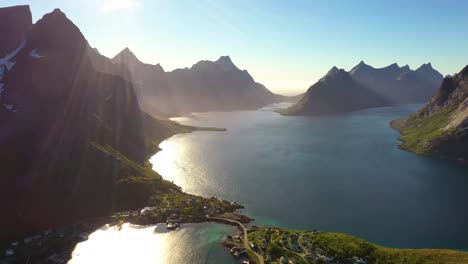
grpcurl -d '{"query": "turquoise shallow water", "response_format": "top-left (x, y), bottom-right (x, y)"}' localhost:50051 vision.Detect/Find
top-left (151, 104), bottom-right (468, 250)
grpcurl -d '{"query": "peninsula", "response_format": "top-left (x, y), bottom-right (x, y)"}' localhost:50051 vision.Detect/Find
top-left (222, 225), bottom-right (468, 264)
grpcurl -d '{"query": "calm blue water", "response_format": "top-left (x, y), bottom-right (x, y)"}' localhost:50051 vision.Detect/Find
top-left (151, 104), bottom-right (468, 250)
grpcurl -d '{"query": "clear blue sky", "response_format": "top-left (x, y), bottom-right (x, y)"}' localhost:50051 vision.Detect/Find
top-left (2, 0), bottom-right (468, 95)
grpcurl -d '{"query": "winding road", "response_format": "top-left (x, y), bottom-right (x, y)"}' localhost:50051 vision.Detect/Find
top-left (207, 216), bottom-right (264, 264)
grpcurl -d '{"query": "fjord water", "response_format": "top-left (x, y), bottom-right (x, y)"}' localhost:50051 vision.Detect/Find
top-left (68, 223), bottom-right (240, 264)
top-left (151, 104), bottom-right (468, 250)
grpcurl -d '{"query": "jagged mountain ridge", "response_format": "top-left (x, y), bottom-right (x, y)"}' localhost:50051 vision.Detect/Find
top-left (89, 47), bottom-right (286, 116)
top-left (284, 61), bottom-right (444, 116)
top-left (349, 61), bottom-right (443, 103)
top-left (282, 67), bottom-right (391, 115)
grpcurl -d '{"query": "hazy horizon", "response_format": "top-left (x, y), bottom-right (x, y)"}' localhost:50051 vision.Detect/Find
top-left (3, 0), bottom-right (468, 96)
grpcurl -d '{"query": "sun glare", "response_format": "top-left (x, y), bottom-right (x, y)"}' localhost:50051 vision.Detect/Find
top-left (99, 0), bottom-right (142, 13)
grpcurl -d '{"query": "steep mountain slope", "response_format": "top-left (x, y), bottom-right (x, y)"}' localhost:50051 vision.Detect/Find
top-left (87, 45), bottom-right (131, 81)
top-left (0, 5), bottom-right (32, 57)
top-left (391, 65), bottom-right (468, 161)
top-left (282, 67), bottom-right (391, 115)
top-left (0, 7), bottom-right (190, 240)
top-left (110, 47), bottom-right (171, 116)
top-left (349, 61), bottom-right (443, 103)
top-left (90, 48), bottom-right (285, 116)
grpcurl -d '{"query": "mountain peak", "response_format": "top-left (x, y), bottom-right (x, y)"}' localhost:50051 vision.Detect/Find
top-left (43, 8), bottom-right (66, 20)
top-left (216, 55), bottom-right (233, 65)
top-left (417, 62), bottom-right (434, 71)
top-left (328, 66), bottom-right (340, 74)
top-left (213, 55), bottom-right (239, 71)
top-left (349, 60), bottom-right (374, 75)
top-left (320, 66), bottom-right (348, 82)
top-left (37, 8), bottom-right (67, 23)
top-left (52, 8), bottom-right (65, 15)
top-left (112, 47), bottom-right (140, 64)
top-left (28, 7), bottom-right (87, 55)
top-left (354, 60), bottom-right (371, 68)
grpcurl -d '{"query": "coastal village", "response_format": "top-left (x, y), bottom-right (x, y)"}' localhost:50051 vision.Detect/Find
top-left (0, 191), bottom-right (243, 264)
top-left (2, 190), bottom-right (468, 264)
top-left (1, 187), bottom-right (467, 264)
top-left (221, 225), bottom-right (468, 264)
top-left (222, 225), bottom-right (369, 264)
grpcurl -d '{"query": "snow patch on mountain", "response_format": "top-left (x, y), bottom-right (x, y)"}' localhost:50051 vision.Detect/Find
top-left (0, 40), bottom-right (26, 69)
top-left (0, 65), bottom-right (5, 99)
top-left (0, 64), bottom-right (5, 77)
top-left (29, 48), bottom-right (44, 58)
top-left (3, 103), bottom-right (16, 112)
top-left (0, 41), bottom-right (26, 101)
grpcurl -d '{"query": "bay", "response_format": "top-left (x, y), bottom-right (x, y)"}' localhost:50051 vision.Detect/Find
top-left (151, 104), bottom-right (468, 250)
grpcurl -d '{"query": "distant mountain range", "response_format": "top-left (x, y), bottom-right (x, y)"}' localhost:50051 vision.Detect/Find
top-left (350, 61), bottom-right (443, 103)
top-left (391, 65), bottom-right (468, 161)
top-left (0, 6), bottom-right (191, 239)
top-left (89, 46), bottom-right (286, 117)
top-left (282, 67), bottom-right (390, 115)
top-left (283, 62), bottom-right (443, 115)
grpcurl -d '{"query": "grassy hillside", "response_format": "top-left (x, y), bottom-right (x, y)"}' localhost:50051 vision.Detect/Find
top-left (247, 228), bottom-right (468, 264)
top-left (390, 107), bottom-right (456, 155)
top-left (391, 65), bottom-right (468, 161)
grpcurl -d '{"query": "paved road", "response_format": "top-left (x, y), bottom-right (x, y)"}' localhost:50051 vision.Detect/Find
top-left (207, 216), bottom-right (264, 264)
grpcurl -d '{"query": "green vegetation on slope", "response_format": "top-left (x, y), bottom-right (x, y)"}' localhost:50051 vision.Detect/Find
top-left (390, 107), bottom-right (456, 155)
top-left (390, 65), bottom-right (468, 161)
top-left (89, 142), bottom-right (178, 210)
top-left (89, 116), bottom-right (227, 214)
top-left (247, 228), bottom-right (468, 264)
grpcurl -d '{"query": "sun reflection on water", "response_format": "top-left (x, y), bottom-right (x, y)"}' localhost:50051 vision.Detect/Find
top-left (150, 139), bottom-right (187, 186)
top-left (68, 223), bottom-right (237, 264)
top-left (68, 224), bottom-right (169, 264)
